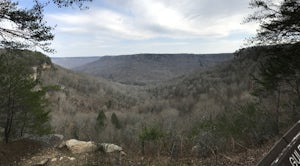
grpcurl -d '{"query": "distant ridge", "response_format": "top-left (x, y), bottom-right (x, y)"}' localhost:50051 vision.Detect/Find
top-left (74, 53), bottom-right (233, 85)
top-left (51, 56), bottom-right (100, 69)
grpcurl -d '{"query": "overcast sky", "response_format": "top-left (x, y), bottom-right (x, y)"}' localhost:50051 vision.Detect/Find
top-left (22, 0), bottom-right (259, 57)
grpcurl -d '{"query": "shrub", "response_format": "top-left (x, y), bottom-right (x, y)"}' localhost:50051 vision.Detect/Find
top-left (139, 125), bottom-right (164, 155)
top-left (191, 102), bottom-right (278, 156)
top-left (96, 110), bottom-right (107, 130)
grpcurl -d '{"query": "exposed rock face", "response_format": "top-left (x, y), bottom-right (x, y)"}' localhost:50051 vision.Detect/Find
top-left (32, 66), bottom-right (38, 81)
top-left (65, 139), bottom-right (98, 154)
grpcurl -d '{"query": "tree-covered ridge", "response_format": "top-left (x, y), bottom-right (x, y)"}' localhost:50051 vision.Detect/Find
top-left (0, 0), bottom-right (299, 164)
top-left (74, 53), bottom-right (233, 85)
top-left (39, 42), bottom-right (299, 160)
top-left (0, 49), bottom-right (52, 66)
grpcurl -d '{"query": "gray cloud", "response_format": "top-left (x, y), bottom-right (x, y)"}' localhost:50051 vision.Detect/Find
top-left (45, 0), bottom-right (257, 57)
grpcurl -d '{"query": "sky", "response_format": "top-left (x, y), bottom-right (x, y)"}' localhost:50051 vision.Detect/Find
top-left (20, 0), bottom-right (259, 57)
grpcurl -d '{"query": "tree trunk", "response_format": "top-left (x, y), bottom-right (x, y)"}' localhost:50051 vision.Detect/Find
top-left (20, 112), bottom-right (28, 137)
top-left (141, 141), bottom-right (145, 155)
top-left (4, 109), bottom-right (14, 144)
top-left (295, 80), bottom-right (300, 103)
top-left (275, 88), bottom-right (281, 134)
top-left (4, 80), bottom-right (13, 144)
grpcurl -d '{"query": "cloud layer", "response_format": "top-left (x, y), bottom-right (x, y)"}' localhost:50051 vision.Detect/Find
top-left (45, 0), bottom-right (258, 57)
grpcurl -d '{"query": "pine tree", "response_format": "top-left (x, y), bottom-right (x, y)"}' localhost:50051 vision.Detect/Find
top-left (245, 0), bottom-right (300, 129)
top-left (247, 0), bottom-right (300, 101)
top-left (0, 50), bottom-right (51, 143)
top-left (96, 110), bottom-right (107, 130)
top-left (246, 0), bottom-right (300, 45)
top-left (0, 0), bottom-right (92, 143)
top-left (0, 0), bottom-right (92, 51)
top-left (111, 112), bottom-right (121, 129)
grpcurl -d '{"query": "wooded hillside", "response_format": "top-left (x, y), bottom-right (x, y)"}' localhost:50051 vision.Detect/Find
top-left (74, 53), bottom-right (233, 85)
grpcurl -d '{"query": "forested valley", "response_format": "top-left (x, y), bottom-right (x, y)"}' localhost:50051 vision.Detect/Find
top-left (1, 0), bottom-right (300, 165)
top-left (1, 44), bottom-right (295, 165)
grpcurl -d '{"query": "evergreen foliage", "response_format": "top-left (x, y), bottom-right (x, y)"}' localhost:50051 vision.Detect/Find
top-left (247, 0), bottom-right (300, 96)
top-left (139, 125), bottom-right (164, 142)
top-left (139, 125), bottom-right (164, 155)
top-left (0, 50), bottom-right (51, 143)
top-left (245, 0), bottom-right (300, 129)
top-left (0, 0), bottom-right (92, 51)
top-left (247, 0), bottom-right (300, 45)
top-left (0, 1), bottom-right (53, 51)
top-left (96, 110), bottom-right (107, 129)
top-left (111, 112), bottom-right (121, 129)
top-left (0, 0), bottom-right (92, 143)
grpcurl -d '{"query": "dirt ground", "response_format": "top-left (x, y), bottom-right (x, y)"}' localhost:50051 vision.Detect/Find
top-left (0, 138), bottom-right (273, 166)
top-left (0, 139), bottom-right (45, 165)
top-left (0, 139), bottom-right (128, 166)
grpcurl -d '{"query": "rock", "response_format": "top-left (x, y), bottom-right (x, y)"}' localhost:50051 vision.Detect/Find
top-left (68, 157), bottom-right (76, 161)
top-left (58, 141), bottom-right (66, 148)
top-left (65, 139), bottom-right (98, 154)
top-left (120, 151), bottom-right (127, 156)
top-left (49, 134), bottom-right (64, 147)
top-left (34, 158), bottom-right (49, 166)
top-left (43, 134), bottom-right (64, 147)
top-left (191, 145), bottom-right (199, 152)
top-left (51, 158), bottom-right (57, 162)
top-left (100, 143), bottom-right (123, 153)
top-left (191, 145), bottom-right (201, 156)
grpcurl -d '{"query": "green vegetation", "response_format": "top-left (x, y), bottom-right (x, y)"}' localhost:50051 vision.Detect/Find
top-left (0, 0), bottom-right (93, 143)
top-left (139, 125), bottom-right (164, 155)
top-left (246, 0), bottom-right (300, 130)
top-left (111, 112), bottom-right (121, 129)
top-left (191, 102), bottom-right (278, 156)
top-left (96, 110), bottom-right (107, 129)
top-left (0, 0), bottom-right (92, 51)
top-left (0, 50), bottom-right (51, 143)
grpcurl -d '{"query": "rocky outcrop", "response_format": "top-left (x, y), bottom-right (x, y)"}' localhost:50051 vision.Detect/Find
top-left (62, 139), bottom-right (126, 155)
top-left (65, 139), bottom-right (98, 154)
top-left (32, 66), bottom-right (38, 81)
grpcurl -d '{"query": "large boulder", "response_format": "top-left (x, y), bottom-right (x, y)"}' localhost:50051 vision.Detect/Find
top-left (65, 139), bottom-right (98, 154)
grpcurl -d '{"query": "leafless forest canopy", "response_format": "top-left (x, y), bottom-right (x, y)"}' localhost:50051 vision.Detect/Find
top-left (39, 47), bottom-right (299, 159)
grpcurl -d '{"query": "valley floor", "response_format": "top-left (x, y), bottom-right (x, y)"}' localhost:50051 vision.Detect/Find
top-left (0, 138), bottom-right (274, 166)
